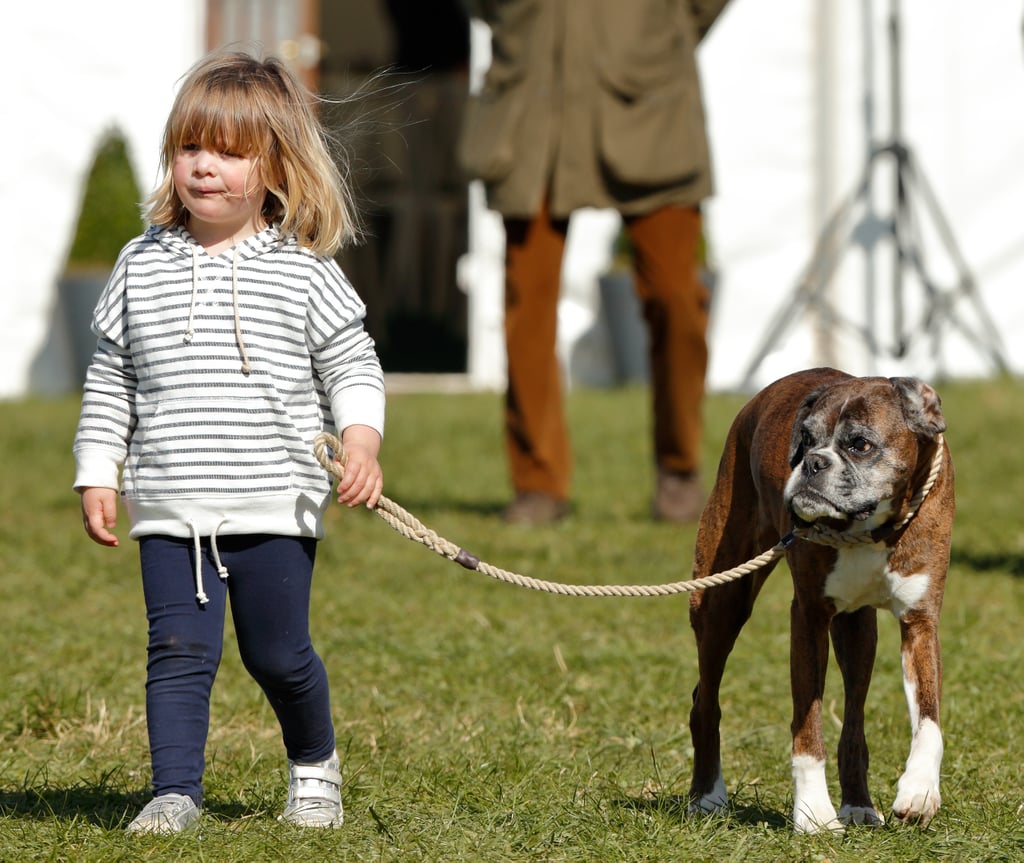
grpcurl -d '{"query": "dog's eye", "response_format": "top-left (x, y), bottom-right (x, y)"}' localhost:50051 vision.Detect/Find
top-left (849, 437), bottom-right (873, 455)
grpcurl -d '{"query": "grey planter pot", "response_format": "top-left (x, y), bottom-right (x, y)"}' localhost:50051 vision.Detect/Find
top-left (598, 272), bottom-right (649, 384)
top-left (58, 269), bottom-right (108, 385)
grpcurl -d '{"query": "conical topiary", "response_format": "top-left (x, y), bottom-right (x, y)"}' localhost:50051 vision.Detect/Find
top-left (65, 128), bottom-right (144, 271)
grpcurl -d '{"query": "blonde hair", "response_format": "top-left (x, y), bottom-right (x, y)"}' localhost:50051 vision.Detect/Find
top-left (146, 51), bottom-right (359, 256)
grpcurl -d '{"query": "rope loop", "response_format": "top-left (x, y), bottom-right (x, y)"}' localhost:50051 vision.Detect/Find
top-left (312, 432), bottom-right (944, 598)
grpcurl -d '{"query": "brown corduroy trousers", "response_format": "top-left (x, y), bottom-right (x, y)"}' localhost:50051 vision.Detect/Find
top-left (502, 203), bottom-right (710, 501)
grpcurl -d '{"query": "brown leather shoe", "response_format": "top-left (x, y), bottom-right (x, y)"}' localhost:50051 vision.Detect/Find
top-left (652, 470), bottom-right (704, 523)
top-left (503, 492), bottom-right (570, 525)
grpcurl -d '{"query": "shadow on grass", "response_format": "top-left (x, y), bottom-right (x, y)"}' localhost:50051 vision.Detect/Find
top-left (616, 793), bottom-right (789, 830)
top-left (950, 547), bottom-right (1024, 577)
top-left (0, 783), bottom-right (142, 830)
top-left (0, 783), bottom-right (254, 830)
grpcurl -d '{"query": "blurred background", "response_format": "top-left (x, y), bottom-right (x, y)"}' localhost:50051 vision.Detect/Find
top-left (5, 0), bottom-right (1023, 400)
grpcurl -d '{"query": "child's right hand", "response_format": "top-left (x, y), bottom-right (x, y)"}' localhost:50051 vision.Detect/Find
top-left (79, 487), bottom-right (120, 547)
top-left (336, 424), bottom-right (384, 510)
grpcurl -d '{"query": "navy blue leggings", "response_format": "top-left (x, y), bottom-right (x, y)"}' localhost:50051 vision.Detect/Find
top-left (139, 534), bottom-right (335, 805)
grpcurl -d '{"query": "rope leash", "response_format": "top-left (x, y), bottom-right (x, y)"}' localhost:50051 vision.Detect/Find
top-left (312, 433), bottom-right (944, 598)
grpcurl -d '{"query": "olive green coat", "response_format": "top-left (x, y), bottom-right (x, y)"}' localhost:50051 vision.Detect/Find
top-left (459, 0), bottom-right (729, 219)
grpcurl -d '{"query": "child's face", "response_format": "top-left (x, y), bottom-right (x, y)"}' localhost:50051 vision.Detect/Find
top-left (172, 145), bottom-right (266, 243)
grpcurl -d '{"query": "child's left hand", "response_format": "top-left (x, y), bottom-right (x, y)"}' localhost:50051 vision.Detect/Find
top-left (335, 424), bottom-right (383, 509)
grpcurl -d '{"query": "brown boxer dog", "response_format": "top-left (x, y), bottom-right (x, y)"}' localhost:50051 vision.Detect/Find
top-left (687, 367), bottom-right (953, 833)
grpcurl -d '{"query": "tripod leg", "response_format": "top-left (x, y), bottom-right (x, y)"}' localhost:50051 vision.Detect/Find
top-left (897, 150), bottom-right (1010, 373)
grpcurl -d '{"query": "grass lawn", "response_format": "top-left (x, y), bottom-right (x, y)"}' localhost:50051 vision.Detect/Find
top-left (1, 376), bottom-right (1023, 861)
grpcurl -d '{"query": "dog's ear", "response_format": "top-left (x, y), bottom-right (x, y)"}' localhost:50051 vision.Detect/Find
top-left (788, 391), bottom-right (821, 468)
top-left (889, 377), bottom-right (947, 438)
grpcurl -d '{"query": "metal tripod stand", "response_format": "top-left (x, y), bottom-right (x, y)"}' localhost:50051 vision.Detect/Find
top-left (738, 0), bottom-right (1009, 391)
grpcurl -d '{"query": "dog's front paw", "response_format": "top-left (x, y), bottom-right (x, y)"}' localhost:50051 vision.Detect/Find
top-left (892, 773), bottom-right (941, 825)
top-left (838, 803), bottom-right (885, 827)
top-left (793, 802), bottom-right (845, 834)
top-left (792, 755), bottom-right (844, 834)
top-left (892, 718), bottom-right (943, 825)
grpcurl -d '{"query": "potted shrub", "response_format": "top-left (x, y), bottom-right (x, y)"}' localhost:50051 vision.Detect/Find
top-left (60, 128), bottom-right (143, 382)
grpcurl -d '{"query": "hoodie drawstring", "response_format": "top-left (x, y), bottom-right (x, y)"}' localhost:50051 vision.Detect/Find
top-left (183, 244), bottom-right (251, 375)
top-left (232, 248), bottom-right (252, 375)
top-left (183, 246), bottom-right (198, 344)
top-left (187, 518), bottom-right (230, 605)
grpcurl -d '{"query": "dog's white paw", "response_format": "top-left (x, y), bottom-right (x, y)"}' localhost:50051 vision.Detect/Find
top-left (687, 774), bottom-right (728, 814)
top-left (839, 803), bottom-right (885, 827)
top-left (892, 773), bottom-right (941, 825)
top-left (792, 755), bottom-right (844, 834)
top-left (892, 717), bottom-right (942, 824)
top-left (793, 802), bottom-right (845, 834)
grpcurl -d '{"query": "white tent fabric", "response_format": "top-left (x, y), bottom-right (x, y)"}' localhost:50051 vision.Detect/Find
top-left (701, 0), bottom-right (1024, 390)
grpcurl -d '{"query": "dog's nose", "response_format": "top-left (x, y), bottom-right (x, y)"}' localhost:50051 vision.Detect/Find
top-left (805, 451), bottom-right (832, 475)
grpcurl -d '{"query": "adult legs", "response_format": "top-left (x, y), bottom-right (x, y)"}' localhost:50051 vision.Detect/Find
top-left (502, 202), bottom-right (708, 519)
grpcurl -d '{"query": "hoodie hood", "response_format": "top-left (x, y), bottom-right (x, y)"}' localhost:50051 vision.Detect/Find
top-left (149, 222), bottom-right (291, 261)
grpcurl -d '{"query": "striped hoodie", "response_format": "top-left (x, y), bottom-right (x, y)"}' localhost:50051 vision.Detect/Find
top-left (73, 224), bottom-right (385, 543)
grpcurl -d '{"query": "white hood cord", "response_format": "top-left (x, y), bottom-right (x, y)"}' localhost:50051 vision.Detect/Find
top-left (231, 248), bottom-right (252, 375)
top-left (183, 246), bottom-right (199, 344)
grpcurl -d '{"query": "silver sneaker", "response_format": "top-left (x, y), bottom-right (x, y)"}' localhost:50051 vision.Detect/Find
top-left (126, 793), bottom-right (200, 834)
top-left (279, 750), bottom-right (343, 828)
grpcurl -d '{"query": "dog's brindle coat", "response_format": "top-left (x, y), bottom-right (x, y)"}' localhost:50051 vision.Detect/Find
top-left (687, 367), bottom-right (954, 832)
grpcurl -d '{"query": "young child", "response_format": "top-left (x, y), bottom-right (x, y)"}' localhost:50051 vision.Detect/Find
top-left (73, 51), bottom-right (385, 834)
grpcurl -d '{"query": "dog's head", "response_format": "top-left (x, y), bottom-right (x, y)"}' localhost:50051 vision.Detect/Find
top-left (783, 376), bottom-right (946, 531)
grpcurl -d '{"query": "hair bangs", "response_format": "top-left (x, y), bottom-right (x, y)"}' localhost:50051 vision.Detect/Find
top-left (167, 78), bottom-right (273, 160)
